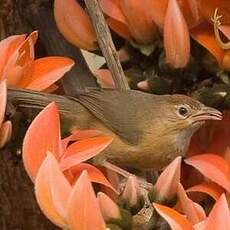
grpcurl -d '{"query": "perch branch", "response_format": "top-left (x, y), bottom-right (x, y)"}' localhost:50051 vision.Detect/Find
top-left (84, 0), bottom-right (130, 90)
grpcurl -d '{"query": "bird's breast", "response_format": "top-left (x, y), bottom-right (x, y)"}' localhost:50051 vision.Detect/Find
top-left (108, 125), bottom-right (198, 169)
top-left (101, 132), bottom-right (188, 170)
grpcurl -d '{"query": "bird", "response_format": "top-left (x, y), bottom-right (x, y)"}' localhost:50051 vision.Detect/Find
top-left (7, 88), bottom-right (222, 174)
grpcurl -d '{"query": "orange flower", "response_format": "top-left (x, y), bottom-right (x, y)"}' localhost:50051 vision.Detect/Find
top-left (99, 0), bottom-right (229, 70)
top-left (35, 155), bottom-right (106, 229)
top-left (163, 0), bottom-right (190, 68)
top-left (153, 193), bottom-right (230, 230)
top-left (23, 102), bottom-right (115, 185)
top-left (121, 175), bottom-right (140, 207)
top-left (97, 192), bottom-right (121, 221)
top-left (35, 153), bottom-right (71, 228)
top-left (100, 0), bottom-right (202, 66)
top-left (177, 183), bottom-right (206, 225)
top-left (23, 102), bottom-right (116, 228)
top-left (205, 193), bottom-right (230, 229)
top-left (100, 0), bottom-right (157, 45)
top-left (23, 102), bottom-right (114, 190)
top-left (187, 182), bottom-right (224, 201)
top-left (154, 156), bottom-right (181, 201)
top-left (54, 0), bottom-right (97, 50)
top-left (153, 202), bottom-right (194, 230)
top-left (188, 111), bottom-right (230, 157)
top-left (152, 152), bottom-right (230, 229)
top-left (151, 0), bottom-right (201, 29)
top-left (66, 171), bottom-right (106, 230)
top-left (197, 0), bottom-right (230, 24)
top-left (0, 31), bottom-right (74, 91)
top-left (161, 0), bottom-right (202, 68)
top-left (185, 154), bottom-right (230, 192)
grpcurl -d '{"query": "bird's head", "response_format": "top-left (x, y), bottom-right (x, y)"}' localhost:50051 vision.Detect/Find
top-left (159, 94), bottom-right (222, 134)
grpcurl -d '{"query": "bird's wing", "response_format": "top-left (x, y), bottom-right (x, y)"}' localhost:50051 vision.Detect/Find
top-left (72, 89), bottom-right (155, 145)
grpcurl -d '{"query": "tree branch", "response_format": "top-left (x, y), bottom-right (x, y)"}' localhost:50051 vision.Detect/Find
top-left (84, 0), bottom-right (130, 90)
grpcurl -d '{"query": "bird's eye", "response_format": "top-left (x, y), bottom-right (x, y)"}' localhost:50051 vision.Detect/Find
top-left (178, 105), bottom-right (190, 117)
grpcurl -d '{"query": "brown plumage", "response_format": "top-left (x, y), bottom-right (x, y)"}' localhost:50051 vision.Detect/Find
top-left (7, 88), bottom-right (222, 169)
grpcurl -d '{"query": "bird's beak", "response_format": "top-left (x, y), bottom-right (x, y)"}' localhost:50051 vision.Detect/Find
top-left (191, 107), bottom-right (222, 124)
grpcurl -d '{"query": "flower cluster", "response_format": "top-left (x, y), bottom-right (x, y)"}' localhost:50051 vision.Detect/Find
top-left (0, 31), bottom-right (74, 91)
top-left (150, 153), bottom-right (230, 229)
top-left (54, 0), bottom-right (230, 69)
top-left (0, 31), bottom-right (74, 147)
top-left (22, 102), bottom-right (117, 229)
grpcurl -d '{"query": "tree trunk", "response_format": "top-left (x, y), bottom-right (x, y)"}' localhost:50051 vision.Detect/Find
top-left (0, 151), bottom-right (59, 229)
top-left (0, 0), bottom-right (96, 229)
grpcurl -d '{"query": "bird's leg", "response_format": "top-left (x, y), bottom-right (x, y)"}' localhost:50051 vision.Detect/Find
top-left (102, 160), bottom-right (153, 191)
top-left (102, 160), bottom-right (132, 178)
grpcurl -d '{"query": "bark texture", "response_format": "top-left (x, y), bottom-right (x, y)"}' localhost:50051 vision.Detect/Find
top-left (0, 151), bottom-right (59, 229)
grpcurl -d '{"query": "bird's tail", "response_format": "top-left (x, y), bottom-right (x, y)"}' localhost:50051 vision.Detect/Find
top-left (7, 87), bottom-right (77, 112)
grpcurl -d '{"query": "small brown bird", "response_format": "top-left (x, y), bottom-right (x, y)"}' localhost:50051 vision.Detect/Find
top-left (8, 88), bottom-right (222, 172)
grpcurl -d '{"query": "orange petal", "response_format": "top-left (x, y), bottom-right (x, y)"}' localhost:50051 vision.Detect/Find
top-left (22, 56), bottom-right (74, 91)
top-left (0, 80), bottom-right (7, 126)
top-left (66, 170), bottom-right (106, 230)
top-left (223, 50), bottom-right (230, 71)
top-left (17, 31), bottom-right (38, 66)
top-left (23, 102), bottom-right (61, 180)
top-left (119, 0), bottom-right (157, 44)
top-left (62, 129), bottom-right (102, 150)
top-left (163, 0), bottom-right (190, 68)
top-left (107, 18), bottom-right (132, 40)
top-left (0, 34), bottom-right (26, 79)
top-left (97, 192), bottom-right (120, 221)
top-left (94, 69), bottom-right (115, 88)
top-left (151, 0), bottom-right (202, 29)
top-left (121, 176), bottom-right (139, 206)
top-left (0, 120), bottom-right (12, 148)
top-left (35, 153), bottom-right (71, 228)
top-left (178, 0), bottom-right (202, 29)
top-left (194, 221), bottom-right (206, 230)
top-left (5, 31), bottom-right (38, 86)
top-left (60, 136), bottom-right (113, 171)
top-left (177, 183), bottom-right (206, 224)
top-left (198, 0), bottom-right (230, 24)
top-left (155, 156), bottom-right (181, 200)
top-left (191, 23), bottom-right (224, 65)
top-left (205, 194), bottom-right (230, 229)
top-left (150, 0), bottom-right (168, 28)
top-left (153, 203), bottom-right (194, 230)
top-left (187, 182), bottom-right (224, 201)
top-left (54, 0), bottom-right (97, 50)
top-left (185, 154), bottom-right (230, 192)
top-left (100, 0), bottom-right (128, 25)
top-left (67, 163), bottom-right (115, 191)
